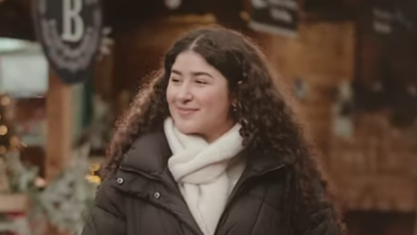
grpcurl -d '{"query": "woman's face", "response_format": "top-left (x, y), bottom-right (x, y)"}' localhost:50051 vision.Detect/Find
top-left (166, 50), bottom-right (235, 142)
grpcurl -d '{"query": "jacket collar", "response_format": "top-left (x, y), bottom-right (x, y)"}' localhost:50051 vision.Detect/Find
top-left (119, 129), bottom-right (172, 175)
top-left (119, 129), bottom-right (290, 177)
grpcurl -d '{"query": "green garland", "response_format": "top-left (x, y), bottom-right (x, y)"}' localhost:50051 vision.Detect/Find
top-left (1, 146), bottom-right (97, 235)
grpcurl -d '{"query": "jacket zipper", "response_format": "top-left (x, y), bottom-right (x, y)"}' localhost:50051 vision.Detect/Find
top-left (213, 163), bottom-right (286, 235)
top-left (118, 166), bottom-right (205, 235)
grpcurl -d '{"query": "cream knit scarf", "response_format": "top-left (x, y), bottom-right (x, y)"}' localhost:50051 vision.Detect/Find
top-left (164, 118), bottom-right (244, 235)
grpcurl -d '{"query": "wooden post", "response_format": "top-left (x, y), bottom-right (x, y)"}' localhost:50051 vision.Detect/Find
top-left (46, 70), bottom-right (72, 181)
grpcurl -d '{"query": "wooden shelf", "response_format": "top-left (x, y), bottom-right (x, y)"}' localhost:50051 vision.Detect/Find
top-left (0, 194), bottom-right (29, 213)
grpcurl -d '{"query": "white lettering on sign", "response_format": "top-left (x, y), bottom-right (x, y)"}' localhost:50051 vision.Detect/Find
top-left (269, 0), bottom-right (298, 10)
top-left (61, 0), bottom-right (85, 42)
top-left (270, 8), bottom-right (292, 22)
top-left (251, 0), bottom-right (268, 9)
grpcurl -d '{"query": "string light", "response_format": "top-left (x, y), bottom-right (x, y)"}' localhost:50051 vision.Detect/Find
top-left (89, 163), bottom-right (100, 172)
top-left (0, 125), bottom-right (8, 136)
top-left (86, 163), bottom-right (101, 184)
top-left (86, 175), bottom-right (101, 184)
top-left (240, 11), bottom-right (250, 22)
top-left (1, 96), bottom-right (10, 106)
top-left (35, 177), bottom-right (47, 188)
top-left (9, 136), bottom-right (20, 147)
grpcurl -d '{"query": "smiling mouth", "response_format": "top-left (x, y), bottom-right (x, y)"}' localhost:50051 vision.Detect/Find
top-left (177, 108), bottom-right (198, 115)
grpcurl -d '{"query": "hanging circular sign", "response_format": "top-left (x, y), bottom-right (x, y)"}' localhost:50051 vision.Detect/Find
top-left (33, 0), bottom-right (103, 84)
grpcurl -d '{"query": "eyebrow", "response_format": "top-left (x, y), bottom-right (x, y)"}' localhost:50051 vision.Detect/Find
top-left (171, 69), bottom-right (213, 78)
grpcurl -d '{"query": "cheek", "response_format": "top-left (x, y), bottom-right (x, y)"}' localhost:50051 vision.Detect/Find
top-left (166, 89), bottom-right (178, 116)
top-left (166, 86), bottom-right (175, 105)
top-left (198, 88), bottom-right (230, 112)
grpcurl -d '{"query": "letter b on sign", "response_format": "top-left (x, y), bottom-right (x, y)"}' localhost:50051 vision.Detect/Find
top-left (61, 0), bottom-right (84, 42)
top-left (34, 0), bottom-right (102, 84)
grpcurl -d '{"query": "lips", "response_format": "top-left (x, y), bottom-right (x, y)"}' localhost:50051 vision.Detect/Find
top-left (177, 107), bottom-right (198, 115)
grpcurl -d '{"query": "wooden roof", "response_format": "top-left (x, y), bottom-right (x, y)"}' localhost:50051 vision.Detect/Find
top-left (0, 0), bottom-right (362, 40)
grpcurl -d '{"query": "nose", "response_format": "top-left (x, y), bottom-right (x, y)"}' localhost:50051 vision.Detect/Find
top-left (176, 82), bottom-right (192, 102)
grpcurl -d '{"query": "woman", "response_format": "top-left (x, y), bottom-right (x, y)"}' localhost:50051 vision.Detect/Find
top-left (82, 27), bottom-right (345, 235)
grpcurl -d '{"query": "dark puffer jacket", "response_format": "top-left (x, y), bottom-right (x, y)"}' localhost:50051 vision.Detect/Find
top-left (82, 130), bottom-right (343, 235)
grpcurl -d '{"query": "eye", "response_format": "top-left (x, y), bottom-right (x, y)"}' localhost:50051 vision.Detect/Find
top-left (195, 80), bottom-right (208, 85)
top-left (170, 77), bottom-right (181, 83)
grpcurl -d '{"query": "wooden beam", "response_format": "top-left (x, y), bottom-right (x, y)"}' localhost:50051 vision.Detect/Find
top-left (45, 70), bottom-right (72, 181)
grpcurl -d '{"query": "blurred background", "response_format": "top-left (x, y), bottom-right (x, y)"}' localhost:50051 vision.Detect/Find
top-left (0, 0), bottom-right (416, 234)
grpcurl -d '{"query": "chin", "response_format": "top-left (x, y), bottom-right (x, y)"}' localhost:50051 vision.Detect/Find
top-left (176, 125), bottom-right (200, 135)
top-left (173, 120), bottom-right (202, 135)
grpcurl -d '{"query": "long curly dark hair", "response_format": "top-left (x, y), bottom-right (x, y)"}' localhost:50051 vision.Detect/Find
top-left (103, 26), bottom-right (345, 233)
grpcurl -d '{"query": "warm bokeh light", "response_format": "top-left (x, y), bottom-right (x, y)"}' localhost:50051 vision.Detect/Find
top-left (1, 96), bottom-right (11, 106)
top-left (0, 125), bottom-right (8, 136)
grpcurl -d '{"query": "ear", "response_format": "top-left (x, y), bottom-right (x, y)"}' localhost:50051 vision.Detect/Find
top-left (229, 80), bottom-right (242, 106)
top-left (229, 93), bottom-right (237, 106)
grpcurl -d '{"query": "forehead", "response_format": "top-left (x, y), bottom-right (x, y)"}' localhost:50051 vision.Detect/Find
top-left (172, 51), bottom-right (213, 72)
